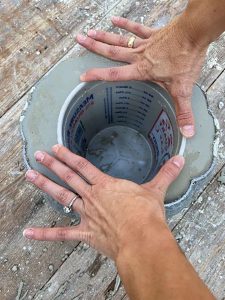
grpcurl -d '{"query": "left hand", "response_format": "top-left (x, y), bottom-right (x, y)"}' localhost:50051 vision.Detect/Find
top-left (76, 16), bottom-right (208, 138)
top-left (23, 144), bottom-right (184, 260)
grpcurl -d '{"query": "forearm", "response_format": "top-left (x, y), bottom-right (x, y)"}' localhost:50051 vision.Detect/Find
top-left (116, 220), bottom-right (215, 300)
top-left (179, 0), bottom-right (225, 47)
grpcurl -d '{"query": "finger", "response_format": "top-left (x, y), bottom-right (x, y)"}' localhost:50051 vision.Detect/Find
top-left (111, 16), bottom-right (153, 39)
top-left (87, 29), bottom-right (143, 48)
top-left (143, 156), bottom-right (185, 195)
top-left (23, 227), bottom-right (91, 242)
top-left (175, 98), bottom-right (195, 138)
top-left (76, 34), bottom-right (135, 63)
top-left (34, 151), bottom-right (91, 198)
top-left (80, 64), bottom-right (143, 82)
top-left (25, 170), bottom-right (85, 214)
top-left (52, 144), bottom-right (106, 185)
top-left (169, 82), bottom-right (195, 138)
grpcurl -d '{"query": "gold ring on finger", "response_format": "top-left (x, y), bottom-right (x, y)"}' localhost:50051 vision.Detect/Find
top-left (127, 36), bottom-right (136, 48)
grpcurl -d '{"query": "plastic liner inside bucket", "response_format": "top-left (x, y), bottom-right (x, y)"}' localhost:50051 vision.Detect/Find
top-left (58, 81), bottom-right (185, 184)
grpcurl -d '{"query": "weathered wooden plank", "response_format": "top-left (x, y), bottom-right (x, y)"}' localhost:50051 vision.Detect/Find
top-left (0, 204), bottom-right (80, 300)
top-left (200, 34), bottom-right (225, 91)
top-left (1, 0), bottom-right (225, 118)
top-left (0, 0), bottom-right (123, 117)
top-left (172, 168), bottom-right (225, 299)
top-left (33, 248), bottom-right (118, 300)
top-left (0, 95), bottom-right (80, 299)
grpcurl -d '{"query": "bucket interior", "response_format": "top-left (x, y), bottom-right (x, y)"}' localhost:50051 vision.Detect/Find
top-left (59, 81), bottom-right (183, 184)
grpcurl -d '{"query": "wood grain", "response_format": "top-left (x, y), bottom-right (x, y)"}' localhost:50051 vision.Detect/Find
top-left (1, 0), bottom-right (225, 117)
top-left (0, 0), bottom-right (121, 117)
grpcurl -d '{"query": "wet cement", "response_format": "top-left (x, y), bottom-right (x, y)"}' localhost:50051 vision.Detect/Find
top-left (20, 53), bottom-right (216, 216)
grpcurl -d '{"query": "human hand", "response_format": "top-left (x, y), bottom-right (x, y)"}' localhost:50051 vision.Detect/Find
top-left (76, 16), bottom-right (208, 138)
top-left (23, 145), bottom-right (184, 261)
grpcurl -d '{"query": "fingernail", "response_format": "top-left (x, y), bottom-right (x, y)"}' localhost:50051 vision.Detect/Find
top-left (35, 151), bottom-right (45, 162)
top-left (172, 156), bottom-right (185, 168)
top-left (180, 125), bottom-right (195, 138)
top-left (88, 29), bottom-right (96, 38)
top-left (76, 34), bottom-right (86, 43)
top-left (111, 16), bottom-right (120, 22)
top-left (26, 170), bottom-right (38, 182)
top-left (23, 229), bottom-right (34, 239)
top-left (52, 144), bottom-right (62, 154)
top-left (80, 73), bottom-right (86, 81)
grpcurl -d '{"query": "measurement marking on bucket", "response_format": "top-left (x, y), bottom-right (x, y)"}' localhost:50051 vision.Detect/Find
top-left (116, 112), bottom-right (144, 119)
top-left (105, 87), bottom-right (113, 124)
top-left (115, 109), bottom-right (146, 118)
top-left (148, 110), bottom-right (174, 172)
top-left (116, 116), bottom-right (142, 124)
top-left (132, 87), bottom-right (154, 98)
top-left (116, 101), bottom-right (148, 113)
top-left (116, 113), bottom-right (144, 122)
top-left (116, 120), bottom-right (141, 128)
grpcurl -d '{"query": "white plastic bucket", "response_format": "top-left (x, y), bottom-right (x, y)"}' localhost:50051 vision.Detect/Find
top-left (58, 80), bottom-right (186, 184)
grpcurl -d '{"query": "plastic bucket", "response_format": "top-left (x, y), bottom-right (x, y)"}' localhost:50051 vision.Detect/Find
top-left (57, 81), bottom-right (186, 184)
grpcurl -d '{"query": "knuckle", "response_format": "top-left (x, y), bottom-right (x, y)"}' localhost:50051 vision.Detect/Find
top-left (136, 60), bottom-right (149, 80)
top-left (177, 88), bottom-right (192, 100)
top-left (163, 164), bottom-right (177, 180)
top-left (56, 229), bottom-right (67, 240)
top-left (38, 178), bottom-right (48, 190)
top-left (89, 38), bottom-right (96, 49)
top-left (56, 188), bottom-right (71, 203)
top-left (108, 45), bottom-right (120, 57)
top-left (63, 169), bottom-right (75, 183)
top-left (40, 230), bottom-right (47, 240)
top-left (79, 231), bottom-right (92, 244)
top-left (44, 156), bottom-right (54, 168)
top-left (76, 157), bottom-right (89, 171)
top-left (172, 81), bottom-right (193, 99)
top-left (121, 18), bottom-right (128, 26)
top-left (177, 111), bottom-right (193, 122)
top-left (86, 69), bottom-right (102, 81)
top-left (118, 35), bottom-right (126, 45)
top-left (99, 31), bottom-right (106, 39)
top-left (132, 52), bottom-right (140, 62)
top-left (134, 23), bottom-right (141, 33)
top-left (108, 68), bottom-right (119, 80)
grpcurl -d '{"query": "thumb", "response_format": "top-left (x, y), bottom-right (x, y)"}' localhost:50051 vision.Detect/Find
top-left (175, 96), bottom-right (195, 138)
top-left (143, 156), bottom-right (185, 194)
top-left (170, 81), bottom-right (195, 138)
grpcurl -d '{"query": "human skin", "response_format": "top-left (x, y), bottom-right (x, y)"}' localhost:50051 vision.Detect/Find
top-left (76, 0), bottom-right (225, 139)
top-left (23, 145), bottom-right (215, 300)
top-left (22, 0), bottom-right (225, 298)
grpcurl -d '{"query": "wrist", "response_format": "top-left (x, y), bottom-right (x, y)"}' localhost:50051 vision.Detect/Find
top-left (178, 10), bottom-right (211, 49)
top-left (177, 0), bottom-right (225, 49)
top-left (115, 221), bottom-right (177, 299)
top-left (116, 218), bottom-right (173, 269)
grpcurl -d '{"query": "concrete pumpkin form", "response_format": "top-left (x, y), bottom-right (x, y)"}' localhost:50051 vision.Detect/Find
top-left (21, 53), bottom-right (216, 218)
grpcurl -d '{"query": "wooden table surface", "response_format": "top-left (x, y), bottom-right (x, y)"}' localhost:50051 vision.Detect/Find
top-left (0, 0), bottom-right (225, 299)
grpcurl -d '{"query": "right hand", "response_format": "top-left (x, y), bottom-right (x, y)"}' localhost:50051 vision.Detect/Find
top-left (24, 145), bottom-right (185, 261)
top-left (76, 16), bottom-right (208, 138)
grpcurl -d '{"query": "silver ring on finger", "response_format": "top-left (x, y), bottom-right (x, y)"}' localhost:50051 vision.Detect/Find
top-left (63, 194), bottom-right (80, 214)
top-left (127, 36), bottom-right (136, 48)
